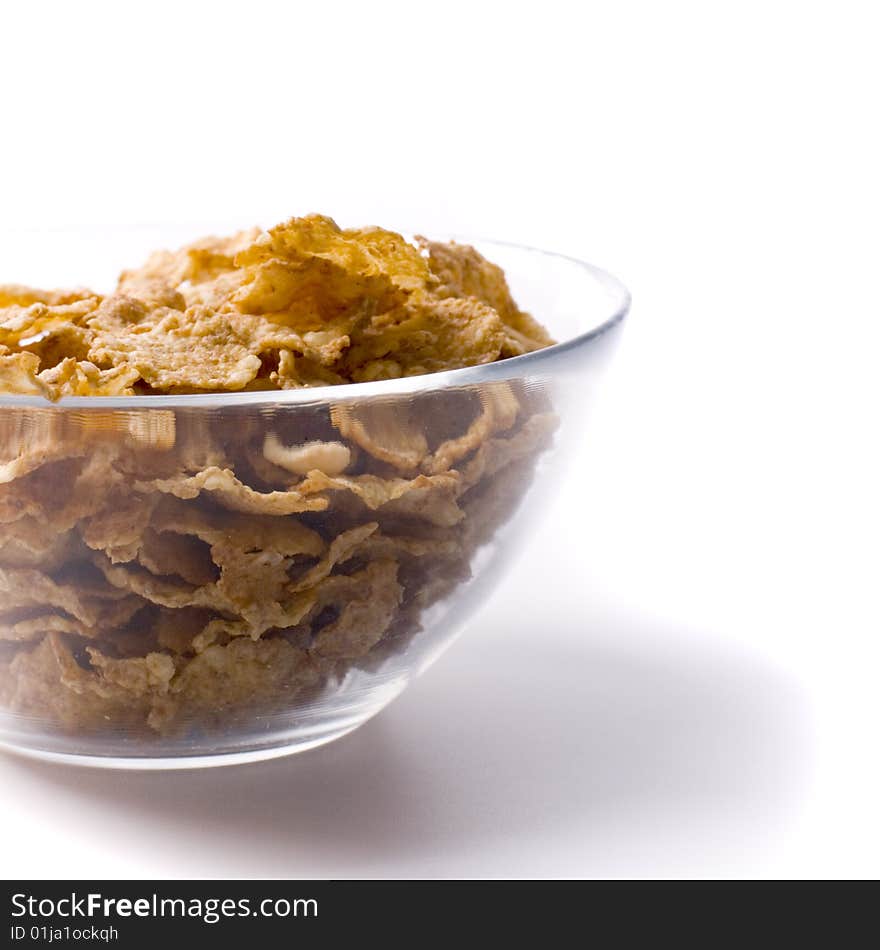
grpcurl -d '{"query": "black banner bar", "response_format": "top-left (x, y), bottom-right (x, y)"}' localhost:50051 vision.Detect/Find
top-left (4, 879), bottom-right (852, 946)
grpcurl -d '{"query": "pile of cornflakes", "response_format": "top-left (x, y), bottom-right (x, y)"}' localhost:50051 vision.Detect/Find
top-left (0, 214), bottom-right (553, 396)
top-left (0, 216), bottom-right (557, 738)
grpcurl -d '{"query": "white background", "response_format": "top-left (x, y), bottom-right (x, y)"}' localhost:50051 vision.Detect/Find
top-left (1, 0), bottom-right (878, 878)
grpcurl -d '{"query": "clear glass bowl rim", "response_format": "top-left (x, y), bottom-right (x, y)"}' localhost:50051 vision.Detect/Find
top-left (0, 238), bottom-right (630, 410)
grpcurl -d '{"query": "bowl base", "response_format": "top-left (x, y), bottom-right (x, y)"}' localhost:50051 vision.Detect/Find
top-left (0, 721), bottom-right (364, 770)
top-left (0, 673), bottom-right (408, 770)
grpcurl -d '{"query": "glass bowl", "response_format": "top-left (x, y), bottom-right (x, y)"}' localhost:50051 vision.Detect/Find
top-left (0, 238), bottom-right (629, 768)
